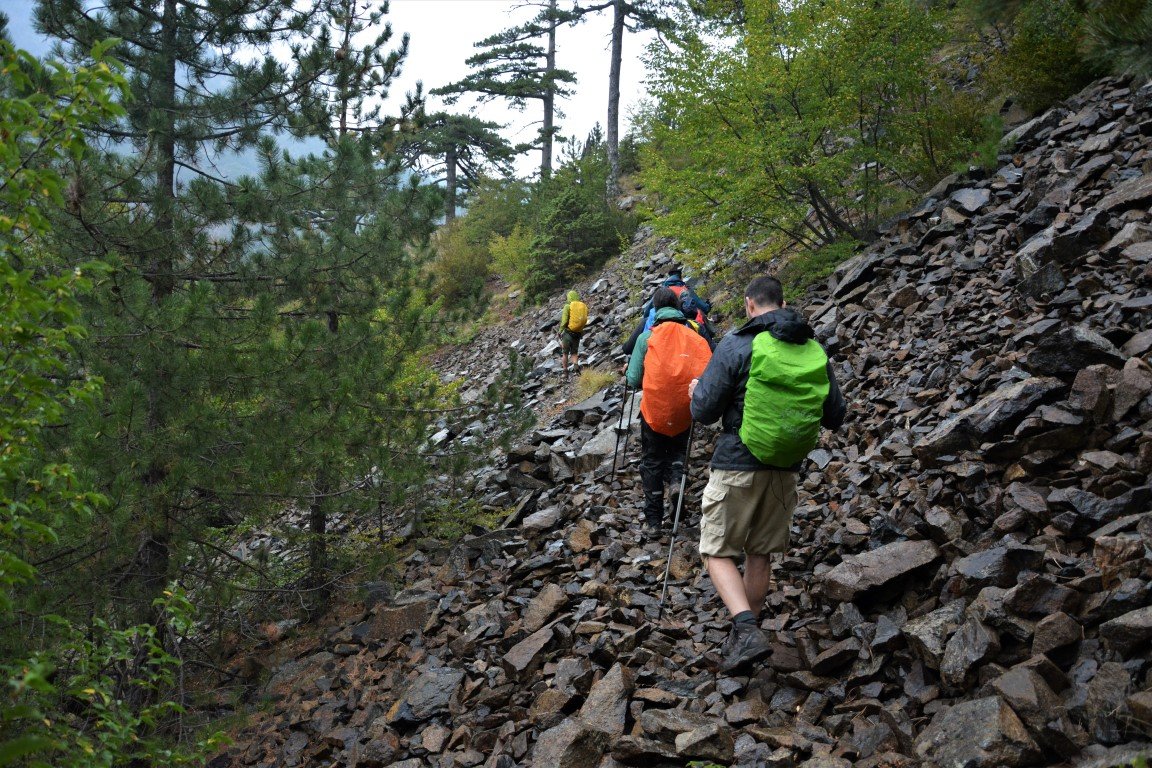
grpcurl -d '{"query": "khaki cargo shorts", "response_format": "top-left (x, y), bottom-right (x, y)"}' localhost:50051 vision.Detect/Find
top-left (698, 468), bottom-right (798, 559)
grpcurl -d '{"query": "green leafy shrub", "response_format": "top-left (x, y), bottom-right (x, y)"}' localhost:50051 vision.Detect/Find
top-left (639, 0), bottom-right (952, 263)
top-left (489, 223), bottom-right (535, 288)
top-left (430, 219), bottom-right (488, 303)
top-left (3, 591), bottom-right (223, 768)
top-left (989, 0), bottom-right (1098, 112)
top-left (619, 133), bottom-right (642, 175)
top-left (777, 239), bottom-right (860, 299)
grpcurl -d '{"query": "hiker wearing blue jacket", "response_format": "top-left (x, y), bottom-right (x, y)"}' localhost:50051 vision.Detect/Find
top-left (688, 275), bottom-right (846, 674)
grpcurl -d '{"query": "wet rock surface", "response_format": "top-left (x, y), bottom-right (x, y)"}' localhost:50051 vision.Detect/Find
top-left (216, 76), bottom-right (1152, 767)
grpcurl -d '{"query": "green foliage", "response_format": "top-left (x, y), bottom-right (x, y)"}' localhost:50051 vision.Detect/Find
top-left (777, 239), bottom-right (859, 299)
top-left (462, 176), bottom-right (534, 242)
top-left (0, 37), bottom-right (120, 610)
top-left (987, 0), bottom-right (1098, 112)
top-left (30, 0), bottom-right (452, 623)
top-left (639, 0), bottom-right (963, 265)
top-left (442, 136), bottom-right (635, 303)
top-left (618, 133), bottom-right (642, 175)
top-left (489, 223), bottom-right (535, 287)
top-left (522, 136), bottom-right (637, 299)
top-left (1082, 0), bottom-right (1152, 80)
top-left (2, 592), bottom-right (223, 768)
top-left (418, 497), bottom-right (505, 542)
top-left (401, 112), bottom-right (520, 220)
top-left (431, 219), bottom-right (490, 303)
top-left (1, 40), bottom-right (221, 766)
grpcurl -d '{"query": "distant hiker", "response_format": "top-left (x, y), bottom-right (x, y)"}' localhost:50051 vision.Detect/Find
top-left (623, 267), bottom-right (714, 356)
top-left (625, 287), bottom-right (712, 537)
top-left (559, 289), bottom-right (588, 377)
top-left (688, 275), bottom-right (846, 674)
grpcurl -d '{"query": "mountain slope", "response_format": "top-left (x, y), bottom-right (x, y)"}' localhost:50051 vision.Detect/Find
top-left (212, 75), bottom-right (1152, 768)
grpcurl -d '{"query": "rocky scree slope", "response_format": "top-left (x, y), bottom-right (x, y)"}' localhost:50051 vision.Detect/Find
top-left (214, 76), bottom-right (1152, 768)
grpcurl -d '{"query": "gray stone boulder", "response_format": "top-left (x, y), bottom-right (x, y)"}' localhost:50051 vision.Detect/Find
top-left (916, 696), bottom-right (1041, 768)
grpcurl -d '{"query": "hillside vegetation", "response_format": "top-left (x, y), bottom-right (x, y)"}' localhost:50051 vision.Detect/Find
top-left (2, 0), bottom-right (1152, 764)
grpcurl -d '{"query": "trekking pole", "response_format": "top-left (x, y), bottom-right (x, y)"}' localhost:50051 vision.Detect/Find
top-left (614, 383), bottom-right (637, 478)
top-left (611, 381), bottom-right (630, 476)
top-left (658, 420), bottom-right (695, 621)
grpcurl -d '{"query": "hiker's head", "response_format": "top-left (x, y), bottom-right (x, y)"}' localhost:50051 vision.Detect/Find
top-left (567, 289), bottom-right (580, 302)
top-left (652, 286), bottom-right (679, 310)
top-left (745, 276), bottom-right (784, 317)
top-left (668, 266), bottom-right (683, 279)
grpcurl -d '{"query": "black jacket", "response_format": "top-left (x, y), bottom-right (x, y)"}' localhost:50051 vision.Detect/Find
top-left (690, 308), bottom-right (847, 471)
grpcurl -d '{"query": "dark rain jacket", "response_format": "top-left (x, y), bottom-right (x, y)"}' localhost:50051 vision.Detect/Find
top-left (690, 308), bottom-right (847, 471)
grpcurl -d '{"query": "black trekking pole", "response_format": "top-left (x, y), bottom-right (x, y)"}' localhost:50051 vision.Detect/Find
top-left (658, 420), bottom-right (695, 621)
top-left (613, 383), bottom-right (637, 478)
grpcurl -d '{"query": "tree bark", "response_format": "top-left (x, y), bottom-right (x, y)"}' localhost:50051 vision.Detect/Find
top-left (138, 0), bottom-right (180, 621)
top-left (153, 0), bottom-right (178, 302)
top-left (605, 0), bottom-right (625, 196)
top-left (445, 144), bottom-right (458, 222)
top-left (541, 0), bottom-right (557, 179)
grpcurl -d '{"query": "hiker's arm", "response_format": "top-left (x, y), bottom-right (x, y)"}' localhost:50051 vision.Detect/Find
top-left (560, 304), bottom-right (570, 330)
top-left (690, 341), bottom-right (736, 425)
top-left (821, 360), bottom-right (847, 431)
top-left (621, 317), bottom-right (645, 355)
top-left (625, 333), bottom-right (648, 389)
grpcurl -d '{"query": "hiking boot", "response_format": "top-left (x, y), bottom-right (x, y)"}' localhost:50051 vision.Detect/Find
top-left (644, 519), bottom-right (663, 539)
top-left (718, 623), bottom-right (772, 674)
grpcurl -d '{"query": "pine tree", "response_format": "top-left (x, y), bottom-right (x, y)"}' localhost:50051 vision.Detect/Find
top-left (431, 0), bottom-right (578, 179)
top-left (571, 0), bottom-right (669, 193)
top-left (402, 112), bottom-right (520, 221)
top-left (33, 0), bottom-right (440, 618)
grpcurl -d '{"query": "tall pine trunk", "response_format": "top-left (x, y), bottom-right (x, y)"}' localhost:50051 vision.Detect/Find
top-left (541, 0), bottom-right (557, 179)
top-left (445, 145), bottom-right (458, 221)
top-left (137, 0), bottom-right (181, 619)
top-left (605, 0), bottom-right (625, 196)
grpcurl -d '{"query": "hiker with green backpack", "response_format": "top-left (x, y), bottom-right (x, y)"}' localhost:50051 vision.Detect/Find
top-left (688, 275), bottom-right (846, 674)
top-left (559, 289), bottom-right (588, 377)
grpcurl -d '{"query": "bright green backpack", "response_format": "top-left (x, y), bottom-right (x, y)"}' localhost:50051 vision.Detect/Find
top-left (739, 331), bottom-right (830, 467)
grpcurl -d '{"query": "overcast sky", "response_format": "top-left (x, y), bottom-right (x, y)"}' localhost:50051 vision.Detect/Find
top-left (1, 0), bottom-right (655, 177)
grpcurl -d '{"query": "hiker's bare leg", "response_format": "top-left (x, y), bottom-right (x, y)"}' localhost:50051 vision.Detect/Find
top-left (706, 556), bottom-right (752, 618)
top-left (744, 554), bottom-right (772, 615)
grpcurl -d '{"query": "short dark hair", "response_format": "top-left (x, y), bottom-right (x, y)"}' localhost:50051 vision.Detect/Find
top-left (652, 286), bottom-right (679, 310)
top-left (745, 275), bottom-right (783, 308)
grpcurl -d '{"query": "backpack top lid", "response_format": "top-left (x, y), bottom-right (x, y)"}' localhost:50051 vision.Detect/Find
top-left (640, 319), bottom-right (713, 437)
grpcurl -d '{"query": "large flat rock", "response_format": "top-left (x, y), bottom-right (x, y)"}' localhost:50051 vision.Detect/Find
top-left (820, 540), bottom-right (941, 602)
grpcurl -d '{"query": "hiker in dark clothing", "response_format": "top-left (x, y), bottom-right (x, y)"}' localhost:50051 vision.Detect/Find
top-left (622, 269), bottom-right (714, 356)
top-left (689, 275), bottom-right (846, 674)
top-left (626, 287), bottom-right (712, 538)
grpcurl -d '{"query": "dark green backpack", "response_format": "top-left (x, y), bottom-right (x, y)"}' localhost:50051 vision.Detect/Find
top-left (739, 331), bottom-right (830, 467)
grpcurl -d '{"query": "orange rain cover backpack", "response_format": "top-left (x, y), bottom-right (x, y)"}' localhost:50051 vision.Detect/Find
top-left (640, 320), bottom-right (713, 436)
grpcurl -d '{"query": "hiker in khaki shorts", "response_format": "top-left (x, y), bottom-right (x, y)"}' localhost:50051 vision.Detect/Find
top-left (688, 275), bottom-right (846, 674)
